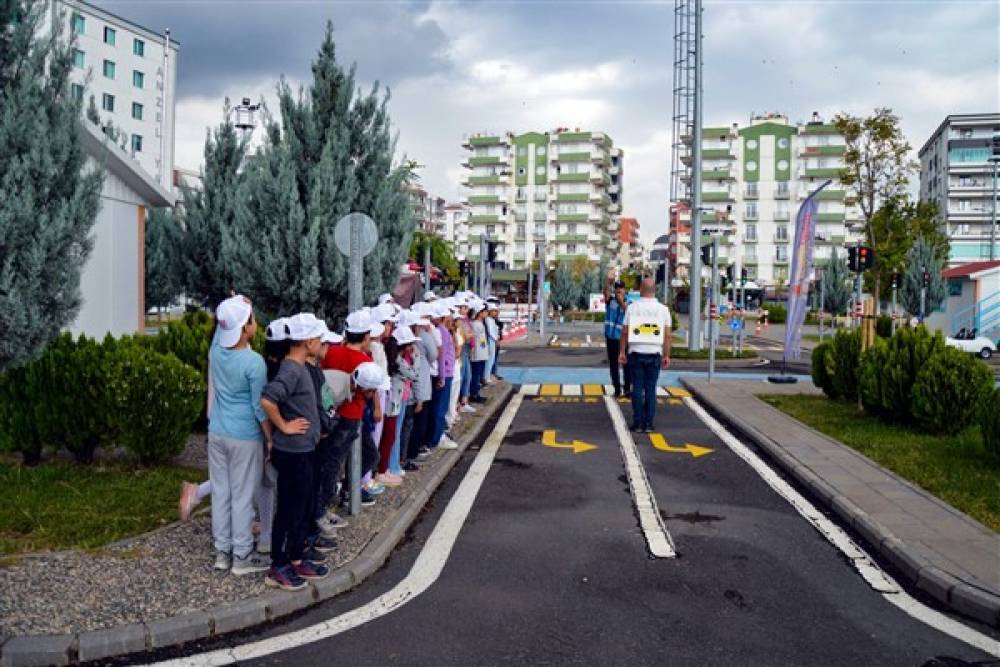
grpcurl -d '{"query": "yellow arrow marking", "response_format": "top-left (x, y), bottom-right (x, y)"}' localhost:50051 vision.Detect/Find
top-left (542, 430), bottom-right (598, 454)
top-left (648, 433), bottom-right (713, 458)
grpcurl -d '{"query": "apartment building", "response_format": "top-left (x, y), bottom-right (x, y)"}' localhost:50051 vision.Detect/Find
top-left (43, 0), bottom-right (178, 191)
top-left (406, 184), bottom-right (448, 236)
top-left (678, 112), bottom-right (862, 288)
top-left (443, 204), bottom-right (470, 260)
top-left (919, 113), bottom-right (1000, 265)
top-left (460, 129), bottom-right (625, 269)
top-left (617, 217), bottom-right (644, 267)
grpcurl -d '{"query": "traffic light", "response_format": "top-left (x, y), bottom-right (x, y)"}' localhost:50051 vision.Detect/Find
top-left (458, 260), bottom-right (469, 277)
top-left (740, 267), bottom-right (748, 286)
top-left (725, 264), bottom-right (735, 285)
top-left (891, 269), bottom-right (898, 289)
top-left (700, 243), bottom-right (713, 266)
top-left (922, 267), bottom-right (930, 288)
top-left (655, 262), bottom-right (666, 284)
top-left (847, 246), bottom-right (858, 272)
top-left (858, 246), bottom-right (875, 270)
top-left (486, 241), bottom-right (498, 264)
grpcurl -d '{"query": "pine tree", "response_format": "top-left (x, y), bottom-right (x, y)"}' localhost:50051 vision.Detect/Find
top-left (225, 139), bottom-right (323, 319)
top-left (900, 236), bottom-right (945, 317)
top-left (145, 208), bottom-right (184, 313)
top-left (179, 105), bottom-right (247, 308)
top-left (821, 248), bottom-right (852, 315)
top-left (0, 0), bottom-right (103, 372)
top-left (551, 261), bottom-right (579, 311)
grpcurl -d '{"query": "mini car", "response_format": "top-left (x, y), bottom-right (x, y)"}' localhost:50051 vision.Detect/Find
top-left (632, 323), bottom-right (662, 337)
top-left (945, 329), bottom-right (997, 359)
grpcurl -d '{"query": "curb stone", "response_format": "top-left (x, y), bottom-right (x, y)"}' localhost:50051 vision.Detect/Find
top-left (681, 378), bottom-right (1000, 629)
top-left (0, 383), bottom-right (514, 667)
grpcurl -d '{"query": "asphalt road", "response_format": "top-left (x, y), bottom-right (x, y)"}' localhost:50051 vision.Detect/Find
top-left (137, 374), bottom-right (997, 666)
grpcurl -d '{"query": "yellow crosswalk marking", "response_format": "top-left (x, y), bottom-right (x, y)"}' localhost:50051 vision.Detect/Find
top-left (583, 384), bottom-right (604, 396)
top-left (667, 388), bottom-right (691, 398)
top-left (540, 384), bottom-right (561, 396)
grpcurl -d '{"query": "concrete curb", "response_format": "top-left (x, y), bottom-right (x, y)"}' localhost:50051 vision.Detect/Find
top-left (0, 384), bottom-right (515, 667)
top-left (680, 378), bottom-right (1000, 629)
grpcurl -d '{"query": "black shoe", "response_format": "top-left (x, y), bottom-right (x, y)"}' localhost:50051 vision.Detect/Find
top-left (302, 546), bottom-right (328, 562)
top-left (643, 426), bottom-right (655, 434)
top-left (403, 461), bottom-right (420, 471)
top-left (630, 423), bottom-right (643, 432)
top-left (312, 535), bottom-right (338, 553)
top-left (470, 396), bottom-right (486, 404)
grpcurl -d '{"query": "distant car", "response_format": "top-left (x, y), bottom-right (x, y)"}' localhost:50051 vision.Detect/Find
top-left (945, 331), bottom-right (997, 359)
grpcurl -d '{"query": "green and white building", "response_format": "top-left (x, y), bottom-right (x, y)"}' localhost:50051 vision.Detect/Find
top-left (460, 130), bottom-right (624, 269)
top-left (680, 113), bottom-right (862, 288)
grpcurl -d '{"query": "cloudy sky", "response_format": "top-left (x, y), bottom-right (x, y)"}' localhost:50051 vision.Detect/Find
top-left (93, 0), bottom-right (999, 246)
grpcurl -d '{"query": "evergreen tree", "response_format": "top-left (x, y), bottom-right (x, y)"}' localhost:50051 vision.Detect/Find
top-left (225, 139), bottom-right (323, 319)
top-left (900, 236), bottom-right (945, 317)
top-left (145, 208), bottom-right (184, 313)
top-left (867, 197), bottom-right (949, 300)
top-left (821, 248), bottom-right (852, 315)
top-left (0, 0), bottom-right (103, 372)
top-left (551, 261), bottom-right (579, 310)
top-left (180, 105), bottom-right (247, 308)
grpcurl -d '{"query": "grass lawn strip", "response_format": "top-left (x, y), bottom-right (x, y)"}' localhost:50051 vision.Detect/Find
top-left (0, 461), bottom-right (203, 555)
top-left (670, 346), bottom-right (758, 360)
top-left (762, 395), bottom-right (1000, 533)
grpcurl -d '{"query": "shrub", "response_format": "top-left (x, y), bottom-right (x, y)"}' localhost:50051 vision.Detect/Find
top-left (879, 326), bottom-right (945, 422)
top-left (980, 387), bottom-right (1000, 459)
top-left (764, 303), bottom-right (787, 324)
top-left (0, 362), bottom-right (43, 465)
top-left (911, 347), bottom-right (993, 435)
top-left (828, 329), bottom-right (861, 402)
top-left (107, 346), bottom-right (205, 465)
top-left (858, 339), bottom-right (890, 416)
top-left (149, 316), bottom-right (213, 375)
top-left (811, 342), bottom-right (836, 398)
top-left (875, 315), bottom-right (893, 339)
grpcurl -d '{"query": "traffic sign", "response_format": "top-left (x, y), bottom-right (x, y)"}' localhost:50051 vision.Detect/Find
top-left (334, 212), bottom-right (378, 258)
top-left (730, 318), bottom-right (743, 331)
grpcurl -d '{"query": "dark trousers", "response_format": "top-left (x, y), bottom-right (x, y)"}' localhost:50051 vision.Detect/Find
top-left (326, 418), bottom-right (360, 491)
top-left (311, 432), bottom-right (337, 525)
top-left (408, 401), bottom-right (431, 461)
top-left (429, 377), bottom-right (453, 448)
top-left (470, 360), bottom-right (486, 399)
top-left (361, 424), bottom-right (379, 479)
top-left (271, 449), bottom-right (314, 568)
top-left (399, 406), bottom-right (414, 463)
top-left (606, 338), bottom-right (632, 394)
top-left (629, 352), bottom-right (662, 429)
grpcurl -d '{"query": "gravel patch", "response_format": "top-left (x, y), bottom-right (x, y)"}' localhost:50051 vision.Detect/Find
top-left (0, 384), bottom-right (506, 638)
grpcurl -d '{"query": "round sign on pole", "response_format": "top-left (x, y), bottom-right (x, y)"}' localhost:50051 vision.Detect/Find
top-left (334, 212), bottom-right (378, 258)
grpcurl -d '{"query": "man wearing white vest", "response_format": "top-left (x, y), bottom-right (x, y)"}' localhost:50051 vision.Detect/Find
top-left (618, 278), bottom-right (672, 433)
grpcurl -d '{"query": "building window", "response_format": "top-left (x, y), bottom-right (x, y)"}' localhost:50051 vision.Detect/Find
top-left (102, 93), bottom-right (115, 112)
top-left (535, 166), bottom-right (545, 175)
top-left (70, 83), bottom-right (84, 102)
top-left (776, 225), bottom-right (788, 241)
top-left (133, 38), bottom-right (145, 56)
top-left (517, 166), bottom-right (526, 176)
top-left (486, 225), bottom-right (496, 235)
top-left (517, 224), bottom-right (526, 237)
top-left (567, 223), bottom-right (577, 234)
top-left (567, 243), bottom-right (577, 254)
top-left (133, 70), bottom-right (144, 88)
top-left (745, 182), bottom-right (758, 196)
top-left (745, 223), bottom-right (757, 241)
top-left (518, 146), bottom-right (528, 156)
top-left (72, 49), bottom-right (85, 68)
top-left (536, 145), bottom-right (546, 156)
top-left (103, 60), bottom-right (115, 79)
top-left (132, 102), bottom-right (143, 120)
top-left (104, 27), bottom-right (115, 45)
top-left (71, 13), bottom-right (85, 34)
top-left (776, 246), bottom-right (788, 262)
top-left (776, 181), bottom-right (789, 196)
top-left (745, 203), bottom-right (758, 218)
top-left (131, 134), bottom-right (143, 153)
top-left (960, 128), bottom-right (974, 139)
top-left (746, 160), bottom-right (757, 172)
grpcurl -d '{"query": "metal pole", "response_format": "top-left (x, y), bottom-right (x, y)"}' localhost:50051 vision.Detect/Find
top-left (664, 260), bottom-right (672, 308)
top-left (708, 235), bottom-right (718, 381)
top-left (423, 242), bottom-right (431, 293)
top-left (348, 217), bottom-right (363, 516)
top-left (539, 243), bottom-right (546, 342)
top-left (819, 269), bottom-right (825, 343)
top-left (855, 270), bottom-right (863, 330)
top-left (689, 0), bottom-right (704, 351)
top-left (527, 258), bottom-right (534, 332)
top-left (991, 160), bottom-right (997, 261)
top-left (891, 280), bottom-right (898, 335)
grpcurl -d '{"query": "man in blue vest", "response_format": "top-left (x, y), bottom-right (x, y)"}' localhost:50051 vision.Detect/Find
top-left (603, 274), bottom-right (631, 397)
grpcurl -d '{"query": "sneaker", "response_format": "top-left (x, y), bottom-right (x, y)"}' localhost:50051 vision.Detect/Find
top-left (438, 437), bottom-right (459, 450)
top-left (316, 516), bottom-right (340, 537)
top-left (232, 551), bottom-right (270, 576)
top-left (312, 535), bottom-right (338, 553)
top-left (403, 461), bottom-right (420, 472)
top-left (460, 404), bottom-right (477, 413)
top-left (324, 510), bottom-right (349, 528)
top-left (366, 482), bottom-right (386, 495)
top-left (178, 482), bottom-right (201, 522)
top-left (292, 560), bottom-right (330, 581)
top-left (470, 396), bottom-right (486, 404)
top-left (256, 541), bottom-right (271, 555)
top-left (213, 551), bottom-right (232, 571)
top-left (644, 426), bottom-right (655, 434)
top-left (361, 489), bottom-right (376, 506)
top-left (416, 448), bottom-right (432, 461)
top-left (376, 473), bottom-right (403, 486)
top-left (301, 546), bottom-right (328, 563)
top-left (266, 565), bottom-right (307, 592)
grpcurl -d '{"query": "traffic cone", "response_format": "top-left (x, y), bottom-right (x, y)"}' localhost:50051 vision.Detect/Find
top-left (755, 320), bottom-right (762, 334)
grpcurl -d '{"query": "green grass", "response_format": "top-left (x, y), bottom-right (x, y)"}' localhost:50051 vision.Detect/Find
top-left (761, 395), bottom-right (1000, 532)
top-left (670, 347), bottom-right (757, 360)
top-left (0, 461), bottom-right (203, 555)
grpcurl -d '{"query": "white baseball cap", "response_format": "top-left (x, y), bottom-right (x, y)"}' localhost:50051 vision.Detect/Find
top-left (401, 310), bottom-right (431, 328)
top-left (423, 290), bottom-right (438, 301)
top-left (322, 329), bottom-right (343, 344)
top-left (345, 310), bottom-right (372, 335)
top-left (370, 321), bottom-right (385, 338)
top-left (393, 325), bottom-right (418, 345)
top-left (286, 313), bottom-right (327, 341)
top-left (353, 362), bottom-right (387, 390)
top-left (216, 296), bottom-right (254, 348)
top-left (266, 317), bottom-right (289, 342)
top-left (378, 293), bottom-right (394, 305)
top-left (371, 303), bottom-right (398, 324)
top-left (433, 302), bottom-right (451, 319)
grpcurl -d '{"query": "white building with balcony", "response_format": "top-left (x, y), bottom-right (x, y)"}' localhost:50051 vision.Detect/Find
top-left (919, 113), bottom-right (1000, 266)
top-left (460, 129), bottom-right (624, 269)
top-left (44, 0), bottom-right (178, 191)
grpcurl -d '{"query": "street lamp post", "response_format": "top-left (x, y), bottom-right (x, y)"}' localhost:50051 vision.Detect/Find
top-left (990, 155), bottom-right (999, 261)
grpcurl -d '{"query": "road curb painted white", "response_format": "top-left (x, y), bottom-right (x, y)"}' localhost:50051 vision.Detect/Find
top-left (684, 396), bottom-right (1000, 657)
top-left (603, 395), bottom-right (676, 558)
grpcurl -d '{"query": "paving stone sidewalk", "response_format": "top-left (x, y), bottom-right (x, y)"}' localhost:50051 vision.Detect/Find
top-left (682, 378), bottom-right (1000, 628)
top-left (0, 383), bottom-right (513, 667)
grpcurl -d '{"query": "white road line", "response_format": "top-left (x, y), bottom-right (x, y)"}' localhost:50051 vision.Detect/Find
top-left (146, 390), bottom-right (528, 667)
top-left (684, 397), bottom-right (1000, 657)
top-left (603, 384), bottom-right (615, 396)
top-left (562, 384), bottom-right (581, 396)
top-left (655, 387), bottom-right (669, 397)
top-left (522, 384), bottom-right (540, 396)
top-left (603, 395), bottom-right (676, 558)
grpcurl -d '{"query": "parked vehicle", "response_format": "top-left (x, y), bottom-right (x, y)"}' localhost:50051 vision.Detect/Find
top-left (945, 328), bottom-right (997, 359)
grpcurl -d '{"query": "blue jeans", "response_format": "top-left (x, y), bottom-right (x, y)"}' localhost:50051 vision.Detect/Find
top-left (430, 377), bottom-right (453, 448)
top-left (470, 360), bottom-right (486, 399)
top-left (460, 350), bottom-right (472, 398)
top-left (628, 352), bottom-right (662, 429)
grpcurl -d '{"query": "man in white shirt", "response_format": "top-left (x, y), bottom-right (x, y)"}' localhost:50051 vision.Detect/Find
top-left (618, 278), bottom-right (672, 433)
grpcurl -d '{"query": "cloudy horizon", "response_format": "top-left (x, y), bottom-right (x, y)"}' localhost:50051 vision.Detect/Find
top-left (89, 0), bottom-right (1000, 247)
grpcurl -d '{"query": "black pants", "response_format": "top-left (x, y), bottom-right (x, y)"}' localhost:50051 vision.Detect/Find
top-left (408, 401), bottom-right (431, 461)
top-left (271, 449), bottom-right (314, 568)
top-left (606, 338), bottom-right (632, 394)
top-left (327, 418), bottom-right (360, 488)
top-left (398, 405), bottom-right (415, 464)
top-left (361, 424), bottom-right (379, 479)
